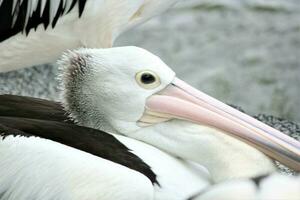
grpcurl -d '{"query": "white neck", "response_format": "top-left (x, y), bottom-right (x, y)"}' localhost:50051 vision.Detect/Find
top-left (129, 120), bottom-right (276, 183)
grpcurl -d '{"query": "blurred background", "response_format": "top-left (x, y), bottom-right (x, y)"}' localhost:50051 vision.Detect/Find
top-left (1, 0), bottom-right (300, 122)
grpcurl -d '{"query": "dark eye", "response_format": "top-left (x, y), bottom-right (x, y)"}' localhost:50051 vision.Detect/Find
top-left (135, 70), bottom-right (161, 89)
top-left (141, 73), bottom-right (156, 84)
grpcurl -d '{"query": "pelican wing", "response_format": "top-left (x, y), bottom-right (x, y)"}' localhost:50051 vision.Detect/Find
top-left (0, 94), bottom-right (158, 185)
top-left (0, 94), bottom-right (70, 122)
top-left (0, 0), bottom-right (87, 42)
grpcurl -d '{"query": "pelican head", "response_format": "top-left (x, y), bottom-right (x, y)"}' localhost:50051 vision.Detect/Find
top-left (59, 47), bottom-right (300, 180)
top-left (59, 47), bottom-right (174, 133)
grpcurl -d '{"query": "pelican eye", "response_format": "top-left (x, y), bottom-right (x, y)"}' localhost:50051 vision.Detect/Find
top-left (136, 70), bottom-right (161, 89)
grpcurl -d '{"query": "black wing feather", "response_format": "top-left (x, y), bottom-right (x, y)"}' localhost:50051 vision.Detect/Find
top-left (0, 94), bottom-right (70, 122)
top-left (0, 0), bottom-right (88, 42)
top-left (0, 95), bottom-right (158, 185)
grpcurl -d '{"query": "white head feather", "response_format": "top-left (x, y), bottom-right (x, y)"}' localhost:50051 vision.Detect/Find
top-left (58, 46), bottom-right (175, 133)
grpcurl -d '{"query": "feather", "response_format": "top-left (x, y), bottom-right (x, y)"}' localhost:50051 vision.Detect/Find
top-left (24, 0), bottom-right (32, 32)
top-left (31, 0), bottom-right (39, 16)
top-left (64, 0), bottom-right (73, 12)
top-left (11, 0), bottom-right (18, 15)
top-left (40, 0), bottom-right (47, 16)
top-left (49, 0), bottom-right (61, 24)
top-left (0, 0), bottom-right (88, 42)
top-left (0, 94), bottom-right (158, 185)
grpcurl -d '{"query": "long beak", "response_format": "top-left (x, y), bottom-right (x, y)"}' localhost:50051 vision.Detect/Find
top-left (139, 77), bottom-right (300, 171)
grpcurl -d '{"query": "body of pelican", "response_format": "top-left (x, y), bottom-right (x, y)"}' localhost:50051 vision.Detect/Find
top-left (0, 95), bottom-right (208, 200)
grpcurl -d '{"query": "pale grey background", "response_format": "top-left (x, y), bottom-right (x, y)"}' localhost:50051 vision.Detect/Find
top-left (1, 0), bottom-right (300, 122)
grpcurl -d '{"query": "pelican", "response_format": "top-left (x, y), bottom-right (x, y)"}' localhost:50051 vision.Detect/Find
top-left (0, 95), bottom-right (210, 200)
top-left (58, 47), bottom-right (300, 199)
top-left (0, 0), bottom-right (178, 72)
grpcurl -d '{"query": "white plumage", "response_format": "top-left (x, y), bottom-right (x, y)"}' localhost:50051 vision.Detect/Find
top-left (191, 174), bottom-right (300, 200)
top-left (0, 135), bottom-right (153, 200)
top-left (0, 0), bottom-right (179, 72)
top-left (0, 46), bottom-right (299, 199)
top-left (58, 46), bottom-right (300, 199)
top-left (1, 2), bottom-right (299, 197)
top-left (0, 126), bottom-right (209, 200)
